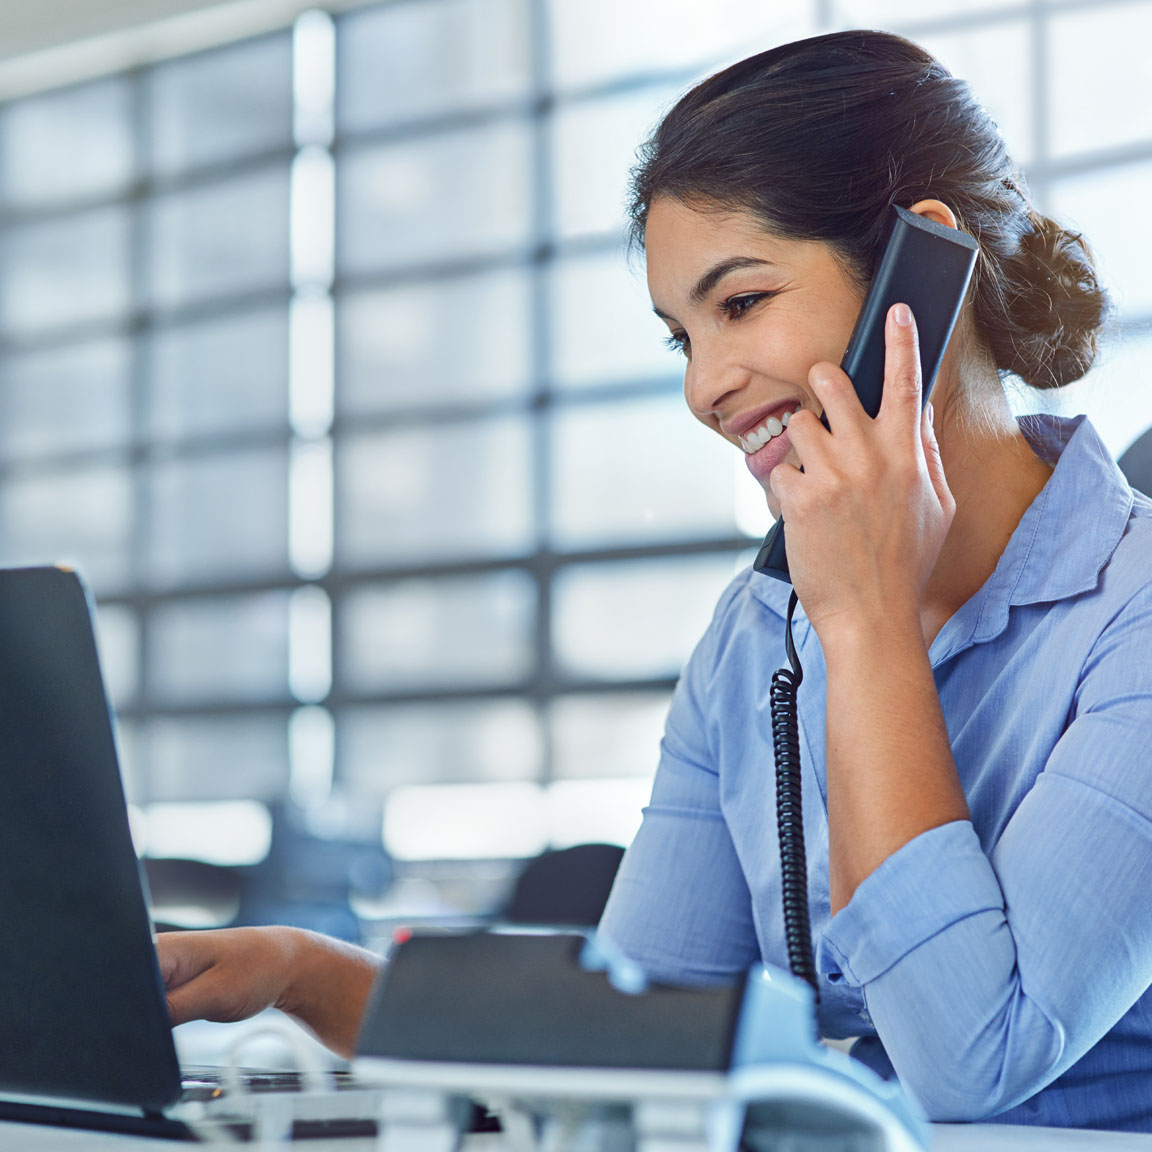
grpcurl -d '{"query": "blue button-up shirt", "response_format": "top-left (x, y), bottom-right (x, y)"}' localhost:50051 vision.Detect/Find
top-left (598, 415), bottom-right (1152, 1131)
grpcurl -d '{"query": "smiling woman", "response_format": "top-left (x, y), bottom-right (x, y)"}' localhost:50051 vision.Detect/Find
top-left (596, 28), bottom-right (1152, 1134)
top-left (153, 28), bottom-right (1152, 1134)
top-left (645, 201), bottom-right (867, 510)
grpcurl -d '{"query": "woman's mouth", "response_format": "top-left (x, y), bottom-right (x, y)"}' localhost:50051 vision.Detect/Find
top-left (737, 407), bottom-right (798, 455)
top-left (737, 407), bottom-right (800, 484)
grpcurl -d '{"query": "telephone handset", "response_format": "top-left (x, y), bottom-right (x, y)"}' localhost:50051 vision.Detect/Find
top-left (753, 204), bottom-right (980, 584)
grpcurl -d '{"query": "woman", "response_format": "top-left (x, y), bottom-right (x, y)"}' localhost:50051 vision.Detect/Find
top-left (157, 31), bottom-right (1152, 1130)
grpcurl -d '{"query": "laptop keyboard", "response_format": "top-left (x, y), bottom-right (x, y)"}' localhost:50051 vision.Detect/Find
top-left (179, 1065), bottom-right (361, 1102)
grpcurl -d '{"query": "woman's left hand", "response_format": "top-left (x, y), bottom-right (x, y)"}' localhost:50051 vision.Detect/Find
top-left (768, 302), bottom-right (955, 640)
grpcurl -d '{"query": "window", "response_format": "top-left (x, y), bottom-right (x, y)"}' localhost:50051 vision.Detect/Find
top-left (1, 0), bottom-right (1148, 920)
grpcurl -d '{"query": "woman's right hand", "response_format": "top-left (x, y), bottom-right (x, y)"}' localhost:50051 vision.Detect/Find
top-left (156, 926), bottom-right (383, 1059)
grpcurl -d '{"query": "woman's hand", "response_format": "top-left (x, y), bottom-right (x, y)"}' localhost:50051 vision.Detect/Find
top-left (769, 302), bottom-right (954, 642)
top-left (156, 926), bottom-right (383, 1059)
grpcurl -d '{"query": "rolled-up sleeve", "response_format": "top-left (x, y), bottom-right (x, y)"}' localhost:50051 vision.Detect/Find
top-left (818, 589), bottom-right (1152, 1121)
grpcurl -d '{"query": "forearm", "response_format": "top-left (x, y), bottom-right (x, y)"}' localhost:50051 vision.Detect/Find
top-left (821, 613), bottom-right (969, 915)
top-left (276, 930), bottom-right (384, 1059)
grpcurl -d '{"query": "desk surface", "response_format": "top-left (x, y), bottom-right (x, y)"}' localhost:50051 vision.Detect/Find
top-left (2, 1120), bottom-right (1152, 1151)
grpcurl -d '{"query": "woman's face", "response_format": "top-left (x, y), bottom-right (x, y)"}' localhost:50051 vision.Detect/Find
top-left (645, 196), bottom-right (866, 516)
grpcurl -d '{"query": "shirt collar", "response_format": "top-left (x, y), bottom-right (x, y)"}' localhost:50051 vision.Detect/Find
top-left (962, 414), bottom-right (1133, 647)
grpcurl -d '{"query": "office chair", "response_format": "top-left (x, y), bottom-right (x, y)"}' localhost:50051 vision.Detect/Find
top-left (502, 842), bottom-right (626, 928)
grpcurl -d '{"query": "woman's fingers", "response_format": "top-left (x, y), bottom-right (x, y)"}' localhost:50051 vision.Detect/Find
top-left (877, 302), bottom-right (925, 445)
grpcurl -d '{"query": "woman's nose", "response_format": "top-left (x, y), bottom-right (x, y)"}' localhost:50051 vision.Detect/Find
top-left (683, 340), bottom-right (746, 419)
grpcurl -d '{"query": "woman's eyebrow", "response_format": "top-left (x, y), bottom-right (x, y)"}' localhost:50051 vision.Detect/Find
top-left (689, 256), bottom-right (775, 304)
top-left (653, 255), bottom-right (777, 320)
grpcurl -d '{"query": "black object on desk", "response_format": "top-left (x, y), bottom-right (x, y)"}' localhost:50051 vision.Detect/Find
top-left (359, 931), bottom-right (744, 1071)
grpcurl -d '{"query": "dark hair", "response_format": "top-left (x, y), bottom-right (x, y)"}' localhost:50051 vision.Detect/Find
top-left (629, 30), bottom-right (1110, 391)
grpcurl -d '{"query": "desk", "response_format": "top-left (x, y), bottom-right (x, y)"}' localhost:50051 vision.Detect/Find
top-left (2, 1121), bottom-right (1151, 1151)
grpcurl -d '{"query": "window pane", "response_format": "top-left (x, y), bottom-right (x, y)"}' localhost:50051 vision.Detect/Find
top-left (340, 570), bottom-right (536, 690)
top-left (549, 253), bottom-right (679, 390)
top-left (915, 20), bottom-right (1033, 165)
top-left (551, 394), bottom-right (745, 549)
top-left (550, 691), bottom-right (671, 778)
top-left (547, 0), bottom-right (814, 91)
top-left (1048, 327), bottom-right (1152, 463)
top-left (149, 309), bottom-right (289, 441)
top-left (136, 800), bottom-right (273, 866)
top-left (150, 591), bottom-right (291, 703)
top-left (337, 123), bottom-right (532, 274)
top-left (147, 167), bottom-right (290, 310)
top-left (338, 0), bottom-right (531, 130)
top-left (1048, 5), bottom-right (1152, 160)
top-left (0, 77), bottom-right (133, 208)
top-left (148, 35), bottom-right (292, 176)
top-left (1049, 162), bottom-right (1152, 318)
top-left (0, 206), bottom-right (131, 335)
top-left (0, 338), bottom-right (131, 459)
top-left (383, 781), bottom-right (546, 861)
top-left (141, 715), bottom-right (290, 802)
top-left (94, 602), bottom-right (139, 709)
top-left (553, 555), bottom-right (740, 680)
top-left (116, 719), bottom-right (142, 803)
top-left (546, 778), bottom-right (650, 849)
top-left (337, 269), bottom-right (532, 414)
top-left (339, 700), bottom-right (542, 792)
top-left (552, 87), bottom-right (677, 241)
top-left (337, 416), bottom-right (533, 565)
top-left (147, 449), bottom-right (290, 586)
top-left (832, 0), bottom-right (1009, 23)
top-left (0, 465), bottom-right (132, 593)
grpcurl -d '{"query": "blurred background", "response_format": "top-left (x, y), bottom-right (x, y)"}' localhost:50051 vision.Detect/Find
top-left (0, 0), bottom-right (1149, 944)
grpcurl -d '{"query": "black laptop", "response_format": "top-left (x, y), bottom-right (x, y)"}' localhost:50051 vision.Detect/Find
top-left (0, 566), bottom-right (374, 1140)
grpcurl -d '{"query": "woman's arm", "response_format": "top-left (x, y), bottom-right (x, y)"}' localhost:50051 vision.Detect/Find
top-left (156, 926), bottom-right (382, 1058)
top-left (820, 586), bottom-right (1152, 1118)
top-left (770, 304), bottom-right (967, 912)
top-left (821, 616), bottom-right (969, 914)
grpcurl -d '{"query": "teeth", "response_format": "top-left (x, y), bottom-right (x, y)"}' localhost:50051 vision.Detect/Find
top-left (739, 409), bottom-right (798, 454)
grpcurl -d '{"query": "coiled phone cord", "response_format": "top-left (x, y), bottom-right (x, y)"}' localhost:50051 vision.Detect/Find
top-left (770, 589), bottom-right (820, 1003)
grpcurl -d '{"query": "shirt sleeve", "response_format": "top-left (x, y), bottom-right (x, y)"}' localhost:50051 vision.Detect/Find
top-left (818, 585), bottom-right (1152, 1121)
top-left (597, 578), bottom-right (761, 985)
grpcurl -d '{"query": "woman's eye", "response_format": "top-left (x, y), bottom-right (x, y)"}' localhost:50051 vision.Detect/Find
top-left (720, 292), bottom-right (773, 319)
top-left (664, 330), bottom-right (691, 357)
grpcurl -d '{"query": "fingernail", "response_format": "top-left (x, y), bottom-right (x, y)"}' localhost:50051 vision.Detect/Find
top-left (892, 302), bottom-right (912, 327)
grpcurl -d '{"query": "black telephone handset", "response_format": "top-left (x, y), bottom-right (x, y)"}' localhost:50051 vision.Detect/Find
top-left (753, 205), bottom-right (980, 584)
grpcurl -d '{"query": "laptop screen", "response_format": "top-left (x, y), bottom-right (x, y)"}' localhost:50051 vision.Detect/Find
top-left (0, 567), bottom-right (182, 1113)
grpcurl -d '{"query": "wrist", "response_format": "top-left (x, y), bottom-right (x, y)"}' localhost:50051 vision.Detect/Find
top-left (271, 927), bottom-right (316, 1018)
top-left (814, 606), bottom-right (927, 666)
top-left (276, 929), bottom-right (383, 1058)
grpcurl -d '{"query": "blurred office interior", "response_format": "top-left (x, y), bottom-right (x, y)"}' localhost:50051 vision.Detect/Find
top-left (0, 0), bottom-right (1150, 942)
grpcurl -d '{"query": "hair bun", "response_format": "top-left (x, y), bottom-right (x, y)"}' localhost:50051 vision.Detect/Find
top-left (983, 213), bottom-right (1113, 390)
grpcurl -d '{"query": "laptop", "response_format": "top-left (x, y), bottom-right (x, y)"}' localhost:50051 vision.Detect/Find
top-left (0, 566), bottom-right (376, 1140)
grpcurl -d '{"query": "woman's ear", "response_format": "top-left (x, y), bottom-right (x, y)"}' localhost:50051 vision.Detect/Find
top-left (907, 198), bottom-right (958, 230)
